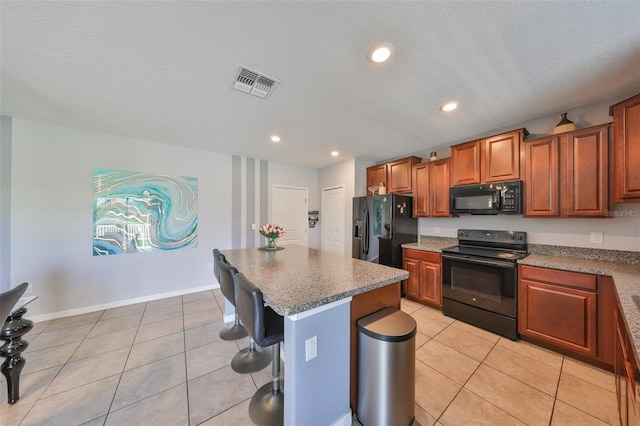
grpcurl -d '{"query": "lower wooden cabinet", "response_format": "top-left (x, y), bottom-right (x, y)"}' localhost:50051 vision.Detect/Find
top-left (615, 303), bottom-right (640, 426)
top-left (518, 265), bottom-right (614, 365)
top-left (402, 249), bottom-right (441, 309)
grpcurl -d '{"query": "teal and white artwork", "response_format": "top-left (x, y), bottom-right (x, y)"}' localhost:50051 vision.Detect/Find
top-left (93, 169), bottom-right (198, 256)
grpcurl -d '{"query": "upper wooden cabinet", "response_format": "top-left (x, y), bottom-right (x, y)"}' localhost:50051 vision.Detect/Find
top-left (524, 123), bottom-right (611, 218)
top-left (451, 128), bottom-right (527, 186)
top-left (610, 93), bottom-right (640, 202)
top-left (483, 130), bottom-right (525, 182)
top-left (451, 140), bottom-right (481, 186)
top-left (366, 156), bottom-right (421, 194)
top-left (412, 159), bottom-right (450, 217)
top-left (366, 164), bottom-right (387, 195)
top-left (524, 136), bottom-right (560, 216)
top-left (566, 125), bottom-right (610, 216)
top-left (412, 162), bottom-right (430, 216)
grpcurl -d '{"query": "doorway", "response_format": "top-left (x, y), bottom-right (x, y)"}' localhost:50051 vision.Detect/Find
top-left (322, 185), bottom-right (346, 256)
top-left (272, 185), bottom-right (308, 247)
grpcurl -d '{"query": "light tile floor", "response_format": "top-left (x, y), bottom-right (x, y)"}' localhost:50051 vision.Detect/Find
top-left (1, 292), bottom-right (619, 425)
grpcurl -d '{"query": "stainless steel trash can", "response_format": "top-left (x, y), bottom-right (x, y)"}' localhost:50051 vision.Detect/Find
top-left (356, 306), bottom-right (417, 426)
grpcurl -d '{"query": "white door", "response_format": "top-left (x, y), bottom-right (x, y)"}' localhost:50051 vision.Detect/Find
top-left (322, 185), bottom-right (345, 256)
top-left (272, 185), bottom-right (308, 247)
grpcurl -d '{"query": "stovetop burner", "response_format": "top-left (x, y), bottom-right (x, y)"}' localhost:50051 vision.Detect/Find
top-left (441, 229), bottom-right (529, 262)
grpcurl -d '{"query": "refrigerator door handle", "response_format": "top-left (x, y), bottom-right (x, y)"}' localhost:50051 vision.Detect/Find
top-left (363, 208), bottom-right (369, 255)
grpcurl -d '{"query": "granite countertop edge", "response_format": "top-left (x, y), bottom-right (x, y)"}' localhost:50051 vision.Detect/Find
top-left (274, 272), bottom-right (409, 316)
top-left (519, 254), bottom-right (640, 364)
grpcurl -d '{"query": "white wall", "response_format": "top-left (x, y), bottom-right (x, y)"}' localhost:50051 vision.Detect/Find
top-left (7, 118), bottom-right (322, 319)
top-left (0, 116), bottom-right (11, 292)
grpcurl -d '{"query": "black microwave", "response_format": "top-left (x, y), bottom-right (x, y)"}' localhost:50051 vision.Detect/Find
top-left (450, 180), bottom-right (523, 215)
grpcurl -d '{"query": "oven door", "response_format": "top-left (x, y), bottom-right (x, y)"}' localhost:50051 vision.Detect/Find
top-left (441, 253), bottom-right (517, 318)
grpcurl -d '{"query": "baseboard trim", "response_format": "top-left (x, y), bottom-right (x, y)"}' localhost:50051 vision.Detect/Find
top-left (331, 410), bottom-right (353, 426)
top-left (29, 283), bottom-right (220, 323)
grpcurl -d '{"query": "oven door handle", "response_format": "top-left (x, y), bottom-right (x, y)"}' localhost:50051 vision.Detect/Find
top-left (441, 253), bottom-right (515, 268)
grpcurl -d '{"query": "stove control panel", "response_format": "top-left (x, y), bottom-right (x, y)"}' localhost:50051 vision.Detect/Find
top-left (457, 229), bottom-right (527, 246)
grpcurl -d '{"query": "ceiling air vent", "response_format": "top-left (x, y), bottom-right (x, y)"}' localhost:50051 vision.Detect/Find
top-left (232, 66), bottom-right (280, 99)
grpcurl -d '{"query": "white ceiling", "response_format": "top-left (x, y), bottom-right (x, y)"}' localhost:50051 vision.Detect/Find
top-left (2, 1), bottom-right (640, 169)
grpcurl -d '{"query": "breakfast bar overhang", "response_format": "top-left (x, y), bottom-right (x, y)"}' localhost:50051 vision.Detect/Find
top-left (223, 246), bottom-right (408, 426)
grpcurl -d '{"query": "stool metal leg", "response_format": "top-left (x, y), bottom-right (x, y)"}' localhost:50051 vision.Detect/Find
top-left (220, 313), bottom-right (249, 341)
top-left (249, 342), bottom-right (284, 426)
top-left (231, 338), bottom-right (271, 373)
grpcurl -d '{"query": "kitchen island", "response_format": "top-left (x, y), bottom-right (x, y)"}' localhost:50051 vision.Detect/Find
top-left (222, 245), bottom-right (408, 426)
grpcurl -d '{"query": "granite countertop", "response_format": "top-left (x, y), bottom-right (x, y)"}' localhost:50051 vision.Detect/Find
top-left (402, 236), bottom-right (458, 253)
top-left (222, 246), bottom-right (408, 316)
top-left (519, 253), bottom-right (640, 363)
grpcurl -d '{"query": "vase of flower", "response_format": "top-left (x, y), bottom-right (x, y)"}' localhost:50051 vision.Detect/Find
top-left (267, 236), bottom-right (278, 250)
top-left (259, 224), bottom-right (285, 251)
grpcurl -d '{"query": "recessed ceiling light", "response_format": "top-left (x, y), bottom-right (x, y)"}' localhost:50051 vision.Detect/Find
top-left (270, 135), bottom-right (281, 143)
top-left (368, 43), bottom-right (394, 63)
top-left (440, 102), bottom-right (458, 112)
top-left (331, 151), bottom-right (339, 157)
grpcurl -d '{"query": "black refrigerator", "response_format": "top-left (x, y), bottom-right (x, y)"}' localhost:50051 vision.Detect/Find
top-left (352, 194), bottom-right (418, 269)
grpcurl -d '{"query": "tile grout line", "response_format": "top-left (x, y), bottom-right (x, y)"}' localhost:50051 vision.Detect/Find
top-left (182, 294), bottom-right (192, 426)
top-left (102, 302), bottom-right (147, 424)
top-left (431, 324), bottom-right (510, 424)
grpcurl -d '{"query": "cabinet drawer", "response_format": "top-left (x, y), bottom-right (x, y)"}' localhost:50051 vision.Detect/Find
top-left (520, 265), bottom-right (597, 291)
top-left (403, 249), bottom-right (441, 264)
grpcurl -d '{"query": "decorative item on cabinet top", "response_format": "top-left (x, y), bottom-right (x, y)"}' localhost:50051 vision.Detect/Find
top-left (553, 112), bottom-right (577, 134)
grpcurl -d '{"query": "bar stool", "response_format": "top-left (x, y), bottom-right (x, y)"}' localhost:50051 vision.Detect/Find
top-left (217, 260), bottom-right (272, 373)
top-left (213, 249), bottom-right (248, 341)
top-left (234, 272), bottom-right (285, 426)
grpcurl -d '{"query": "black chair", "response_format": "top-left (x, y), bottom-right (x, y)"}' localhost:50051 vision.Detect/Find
top-left (213, 249), bottom-right (248, 341)
top-left (217, 260), bottom-right (272, 373)
top-left (234, 272), bottom-right (285, 426)
top-left (0, 283), bottom-right (29, 322)
top-left (1, 282), bottom-right (30, 404)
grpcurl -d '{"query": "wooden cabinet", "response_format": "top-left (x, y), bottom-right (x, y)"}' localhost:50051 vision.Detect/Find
top-left (388, 156), bottom-right (421, 193)
top-left (483, 130), bottom-right (524, 182)
top-left (524, 136), bottom-right (560, 216)
top-left (566, 125), bottom-right (610, 216)
top-left (412, 158), bottom-right (450, 217)
top-left (615, 302), bottom-right (640, 426)
top-left (518, 265), bottom-right (614, 365)
top-left (610, 93), bottom-right (640, 202)
top-left (366, 156), bottom-right (421, 194)
top-left (403, 249), bottom-right (441, 309)
top-left (451, 128), bottom-right (527, 186)
top-left (366, 164), bottom-right (387, 195)
top-left (412, 163), bottom-right (430, 216)
top-left (523, 123), bottom-right (611, 218)
top-left (451, 140), bottom-right (481, 186)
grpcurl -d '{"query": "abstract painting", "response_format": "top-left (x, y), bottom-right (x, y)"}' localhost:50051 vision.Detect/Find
top-left (93, 169), bottom-right (198, 255)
